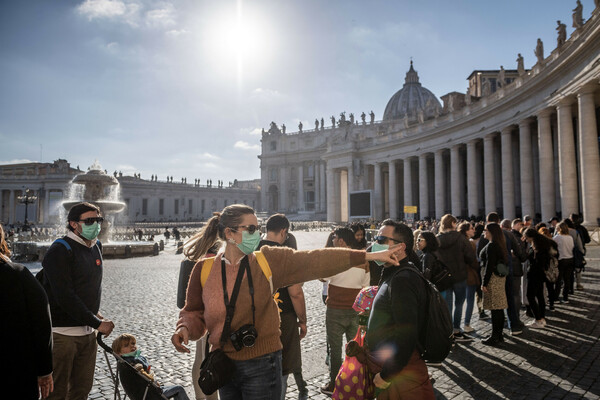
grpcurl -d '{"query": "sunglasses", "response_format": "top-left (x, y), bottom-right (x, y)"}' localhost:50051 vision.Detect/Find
top-left (374, 235), bottom-right (402, 245)
top-left (79, 217), bottom-right (104, 225)
top-left (231, 224), bottom-right (261, 234)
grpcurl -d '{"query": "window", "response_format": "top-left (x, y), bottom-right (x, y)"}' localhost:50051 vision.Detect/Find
top-left (201, 199), bottom-right (205, 213)
top-left (159, 199), bottom-right (164, 215)
top-left (224, 200), bottom-right (228, 207)
top-left (270, 169), bottom-right (278, 182)
top-left (142, 199), bottom-right (148, 215)
top-left (270, 141), bottom-right (277, 151)
top-left (305, 164), bottom-right (314, 178)
top-left (188, 199), bottom-right (193, 214)
top-left (305, 191), bottom-right (315, 211)
top-left (174, 199), bottom-right (179, 215)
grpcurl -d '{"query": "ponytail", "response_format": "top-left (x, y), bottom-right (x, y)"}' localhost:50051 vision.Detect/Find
top-left (183, 212), bottom-right (222, 261)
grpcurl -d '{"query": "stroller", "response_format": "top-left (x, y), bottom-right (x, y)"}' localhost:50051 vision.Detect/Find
top-left (97, 334), bottom-right (169, 400)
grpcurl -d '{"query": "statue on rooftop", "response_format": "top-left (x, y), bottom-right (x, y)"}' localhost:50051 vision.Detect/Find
top-left (534, 38), bottom-right (544, 64)
top-left (315, 119), bottom-right (319, 130)
top-left (557, 20), bottom-right (567, 47)
top-left (320, 117), bottom-right (324, 130)
top-left (369, 110), bottom-right (375, 124)
top-left (361, 112), bottom-right (366, 124)
top-left (298, 121), bottom-right (303, 133)
top-left (331, 115), bottom-right (335, 127)
top-left (349, 113), bottom-right (354, 124)
top-left (282, 124), bottom-right (286, 134)
top-left (465, 88), bottom-right (472, 105)
top-left (497, 66), bottom-right (506, 87)
top-left (572, 0), bottom-right (584, 29)
top-left (517, 53), bottom-right (525, 75)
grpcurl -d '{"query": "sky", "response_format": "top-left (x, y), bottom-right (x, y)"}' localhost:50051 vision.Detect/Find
top-left (0, 0), bottom-right (595, 183)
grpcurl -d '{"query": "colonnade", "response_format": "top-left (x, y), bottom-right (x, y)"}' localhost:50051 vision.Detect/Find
top-left (325, 86), bottom-right (600, 226)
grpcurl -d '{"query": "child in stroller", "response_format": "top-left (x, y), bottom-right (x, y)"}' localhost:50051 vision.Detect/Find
top-left (111, 333), bottom-right (190, 400)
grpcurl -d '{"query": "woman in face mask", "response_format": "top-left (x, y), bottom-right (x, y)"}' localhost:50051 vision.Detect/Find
top-left (171, 204), bottom-right (402, 400)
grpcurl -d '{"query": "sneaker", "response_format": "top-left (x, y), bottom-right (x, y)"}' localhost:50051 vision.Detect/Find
top-left (454, 332), bottom-right (474, 342)
top-left (463, 325), bottom-right (475, 333)
top-left (541, 319), bottom-right (547, 327)
top-left (479, 311), bottom-right (491, 320)
top-left (526, 320), bottom-right (545, 329)
top-left (426, 362), bottom-right (443, 368)
top-left (511, 324), bottom-right (524, 335)
top-left (549, 305), bottom-right (555, 311)
top-left (576, 284), bottom-right (584, 290)
top-left (320, 381), bottom-right (334, 396)
top-left (481, 336), bottom-right (502, 346)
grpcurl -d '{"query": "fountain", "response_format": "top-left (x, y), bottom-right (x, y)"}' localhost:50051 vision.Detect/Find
top-left (62, 160), bottom-right (125, 241)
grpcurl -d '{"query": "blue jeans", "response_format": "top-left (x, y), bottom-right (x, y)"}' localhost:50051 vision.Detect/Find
top-left (464, 284), bottom-right (478, 326)
top-left (219, 350), bottom-right (282, 400)
top-left (443, 280), bottom-right (467, 331)
top-left (163, 385), bottom-right (190, 400)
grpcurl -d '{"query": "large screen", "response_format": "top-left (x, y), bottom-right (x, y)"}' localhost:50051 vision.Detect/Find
top-left (349, 191), bottom-right (372, 218)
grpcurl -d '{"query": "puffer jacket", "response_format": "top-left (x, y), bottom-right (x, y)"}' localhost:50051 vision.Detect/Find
top-left (436, 230), bottom-right (476, 284)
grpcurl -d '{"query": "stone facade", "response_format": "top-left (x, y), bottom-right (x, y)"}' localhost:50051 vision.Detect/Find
top-left (0, 159), bottom-right (260, 225)
top-left (259, 7), bottom-right (600, 226)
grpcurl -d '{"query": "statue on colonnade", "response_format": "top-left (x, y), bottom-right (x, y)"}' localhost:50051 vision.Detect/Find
top-left (534, 38), bottom-right (544, 64)
top-left (572, 0), bottom-right (584, 29)
top-left (556, 20), bottom-right (567, 46)
top-left (517, 53), bottom-right (525, 75)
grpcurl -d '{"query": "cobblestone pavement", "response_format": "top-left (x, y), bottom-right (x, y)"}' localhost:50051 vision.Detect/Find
top-left (84, 232), bottom-right (600, 400)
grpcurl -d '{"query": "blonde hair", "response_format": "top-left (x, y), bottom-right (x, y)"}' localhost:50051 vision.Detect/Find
top-left (412, 229), bottom-right (422, 252)
top-left (183, 204), bottom-right (255, 261)
top-left (0, 224), bottom-right (10, 257)
top-left (111, 333), bottom-right (136, 354)
top-left (556, 221), bottom-right (569, 235)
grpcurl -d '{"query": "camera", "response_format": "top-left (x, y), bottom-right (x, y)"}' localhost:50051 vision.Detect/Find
top-left (230, 324), bottom-right (258, 351)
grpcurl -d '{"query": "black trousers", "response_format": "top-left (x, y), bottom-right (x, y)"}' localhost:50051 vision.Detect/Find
top-left (491, 309), bottom-right (505, 339)
top-left (526, 274), bottom-right (545, 320)
top-left (556, 258), bottom-right (574, 301)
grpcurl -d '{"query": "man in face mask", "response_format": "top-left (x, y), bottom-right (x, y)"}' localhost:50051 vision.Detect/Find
top-left (40, 202), bottom-right (115, 400)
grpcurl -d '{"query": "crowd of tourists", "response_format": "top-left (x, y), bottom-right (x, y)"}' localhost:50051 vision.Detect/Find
top-left (1, 200), bottom-right (592, 400)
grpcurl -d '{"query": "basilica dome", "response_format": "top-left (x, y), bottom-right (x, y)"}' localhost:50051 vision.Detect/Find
top-left (383, 62), bottom-right (442, 122)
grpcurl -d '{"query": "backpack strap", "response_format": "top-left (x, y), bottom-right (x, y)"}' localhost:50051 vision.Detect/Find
top-left (200, 253), bottom-right (273, 292)
top-left (54, 238), bottom-right (72, 252)
top-left (200, 257), bottom-right (215, 287)
top-left (254, 251), bottom-right (273, 294)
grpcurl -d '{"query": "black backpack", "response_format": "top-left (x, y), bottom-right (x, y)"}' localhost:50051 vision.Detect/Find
top-left (404, 265), bottom-right (454, 364)
top-left (425, 254), bottom-right (453, 293)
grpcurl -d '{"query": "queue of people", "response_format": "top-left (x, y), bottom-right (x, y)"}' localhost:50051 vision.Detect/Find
top-left (3, 200), bottom-right (592, 399)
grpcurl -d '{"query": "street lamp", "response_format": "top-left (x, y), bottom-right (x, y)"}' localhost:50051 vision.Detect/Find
top-left (17, 189), bottom-right (37, 231)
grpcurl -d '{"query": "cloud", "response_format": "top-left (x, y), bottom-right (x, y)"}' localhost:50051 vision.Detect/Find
top-left (251, 88), bottom-right (281, 101)
top-left (239, 127), bottom-right (263, 136)
top-left (166, 29), bottom-right (190, 37)
top-left (145, 3), bottom-right (176, 28)
top-left (77, 0), bottom-right (140, 23)
top-left (0, 159), bottom-right (35, 165)
top-left (198, 152), bottom-right (220, 160)
top-left (115, 164), bottom-right (136, 174)
top-left (234, 141), bottom-right (259, 151)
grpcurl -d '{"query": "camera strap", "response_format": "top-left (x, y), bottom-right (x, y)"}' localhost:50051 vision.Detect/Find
top-left (219, 256), bottom-right (255, 346)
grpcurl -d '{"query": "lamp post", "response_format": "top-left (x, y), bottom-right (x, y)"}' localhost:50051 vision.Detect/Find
top-left (17, 189), bottom-right (37, 231)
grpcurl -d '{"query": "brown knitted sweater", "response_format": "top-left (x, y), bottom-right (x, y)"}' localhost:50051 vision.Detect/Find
top-left (177, 245), bottom-right (367, 360)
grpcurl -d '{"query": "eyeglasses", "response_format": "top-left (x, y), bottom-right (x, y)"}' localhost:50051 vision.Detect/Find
top-left (230, 225), bottom-right (261, 234)
top-left (79, 217), bottom-right (104, 225)
top-left (417, 238), bottom-right (424, 242)
top-left (374, 235), bottom-right (402, 245)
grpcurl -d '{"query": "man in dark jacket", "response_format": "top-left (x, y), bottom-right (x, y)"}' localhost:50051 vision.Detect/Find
top-left (41, 202), bottom-right (115, 400)
top-left (367, 220), bottom-right (434, 399)
top-left (436, 214), bottom-right (476, 341)
top-left (1, 229), bottom-right (53, 399)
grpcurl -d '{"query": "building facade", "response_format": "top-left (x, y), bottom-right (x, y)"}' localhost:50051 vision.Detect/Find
top-left (0, 159), bottom-right (261, 225)
top-left (259, 6), bottom-right (600, 226)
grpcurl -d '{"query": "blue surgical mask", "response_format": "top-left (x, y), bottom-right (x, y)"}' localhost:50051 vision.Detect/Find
top-left (237, 230), bottom-right (261, 255)
top-left (371, 243), bottom-right (389, 266)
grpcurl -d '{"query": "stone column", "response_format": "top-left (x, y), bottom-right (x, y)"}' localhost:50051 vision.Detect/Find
top-left (403, 158), bottom-right (412, 211)
top-left (556, 99), bottom-right (579, 217)
top-left (388, 160), bottom-right (398, 220)
top-left (434, 149), bottom-right (445, 219)
top-left (374, 162), bottom-right (382, 220)
top-left (483, 135), bottom-right (496, 215)
top-left (519, 118), bottom-right (535, 218)
top-left (314, 162), bottom-right (320, 212)
top-left (347, 163), bottom-right (354, 194)
top-left (450, 145), bottom-right (461, 217)
top-left (44, 189), bottom-right (50, 224)
top-left (467, 140), bottom-right (479, 217)
top-left (297, 164), bottom-right (304, 211)
top-left (320, 162), bottom-right (326, 212)
top-left (261, 169), bottom-right (268, 211)
top-left (326, 165), bottom-right (336, 222)
top-left (8, 190), bottom-right (15, 224)
top-left (280, 167), bottom-right (288, 212)
top-left (577, 87), bottom-right (600, 226)
top-left (501, 126), bottom-right (515, 220)
top-left (419, 154), bottom-right (429, 219)
top-left (537, 109), bottom-right (555, 221)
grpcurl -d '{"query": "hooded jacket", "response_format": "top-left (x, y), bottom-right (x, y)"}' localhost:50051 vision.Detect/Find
top-left (436, 230), bottom-right (475, 284)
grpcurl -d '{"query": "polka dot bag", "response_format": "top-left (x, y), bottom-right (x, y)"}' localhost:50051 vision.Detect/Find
top-left (332, 327), bottom-right (375, 400)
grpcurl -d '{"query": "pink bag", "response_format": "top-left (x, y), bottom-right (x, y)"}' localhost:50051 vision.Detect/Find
top-left (332, 327), bottom-right (376, 400)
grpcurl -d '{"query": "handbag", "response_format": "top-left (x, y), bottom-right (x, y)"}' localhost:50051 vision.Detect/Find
top-left (545, 249), bottom-right (559, 283)
top-left (429, 257), bottom-right (453, 292)
top-left (495, 262), bottom-right (509, 277)
top-left (332, 327), bottom-right (376, 400)
top-left (198, 257), bottom-right (251, 394)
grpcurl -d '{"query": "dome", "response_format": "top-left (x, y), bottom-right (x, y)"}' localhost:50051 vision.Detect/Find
top-left (383, 62), bottom-right (442, 122)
